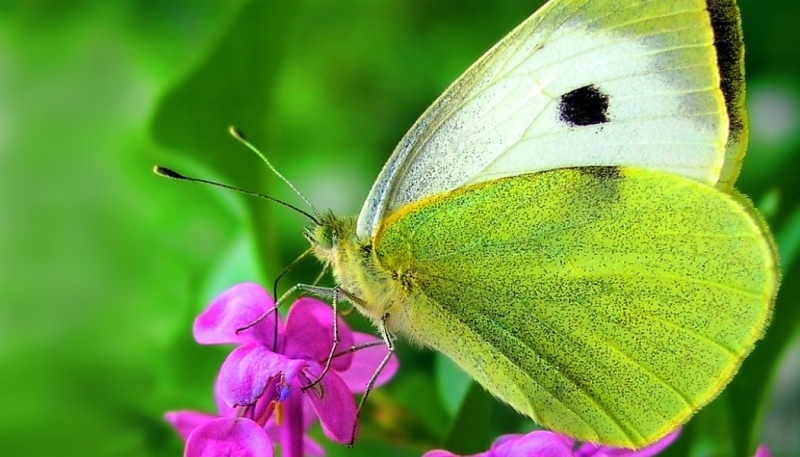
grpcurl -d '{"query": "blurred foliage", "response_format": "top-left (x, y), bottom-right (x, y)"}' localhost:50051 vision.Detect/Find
top-left (1, 0), bottom-right (798, 456)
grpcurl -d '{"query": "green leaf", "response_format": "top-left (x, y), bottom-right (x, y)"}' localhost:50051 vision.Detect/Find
top-left (723, 206), bottom-right (800, 455)
top-left (150, 0), bottom-right (299, 277)
top-left (435, 353), bottom-right (472, 417)
top-left (776, 204), bottom-right (800, 272)
top-left (442, 381), bottom-right (495, 455)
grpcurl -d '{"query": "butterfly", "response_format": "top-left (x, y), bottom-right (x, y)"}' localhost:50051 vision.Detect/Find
top-left (157, 0), bottom-right (779, 449)
top-left (304, 0), bottom-right (778, 449)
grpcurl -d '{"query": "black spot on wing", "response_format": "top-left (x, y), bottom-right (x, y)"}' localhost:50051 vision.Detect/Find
top-left (558, 85), bottom-right (610, 127)
top-left (706, 0), bottom-right (745, 143)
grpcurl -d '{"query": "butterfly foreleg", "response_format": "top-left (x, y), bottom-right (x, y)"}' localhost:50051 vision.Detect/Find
top-left (298, 284), bottom-right (364, 391)
top-left (294, 284), bottom-right (397, 446)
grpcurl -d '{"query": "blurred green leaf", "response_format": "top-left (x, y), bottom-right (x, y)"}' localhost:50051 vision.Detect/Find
top-left (687, 392), bottom-right (735, 457)
top-left (776, 204), bottom-right (800, 272)
top-left (385, 371), bottom-right (452, 444)
top-left (724, 224), bottom-right (800, 455)
top-left (435, 353), bottom-right (472, 417)
top-left (201, 230), bottom-right (265, 304)
top-left (151, 0), bottom-right (299, 279)
top-left (757, 188), bottom-right (781, 220)
top-left (442, 381), bottom-right (495, 454)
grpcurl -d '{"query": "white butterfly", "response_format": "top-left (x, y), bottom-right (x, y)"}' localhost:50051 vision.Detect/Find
top-left (159, 0), bottom-right (771, 450)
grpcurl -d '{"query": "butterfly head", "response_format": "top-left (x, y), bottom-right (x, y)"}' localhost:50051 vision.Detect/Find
top-left (305, 212), bottom-right (358, 265)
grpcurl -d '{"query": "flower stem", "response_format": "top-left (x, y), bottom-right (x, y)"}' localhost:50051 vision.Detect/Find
top-left (281, 387), bottom-right (304, 457)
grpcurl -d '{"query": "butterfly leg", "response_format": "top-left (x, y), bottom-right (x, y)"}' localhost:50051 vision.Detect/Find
top-left (297, 284), bottom-right (365, 391)
top-left (283, 284), bottom-right (397, 447)
top-left (347, 311), bottom-right (395, 446)
top-left (235, 281), bottom-right (344, 349)
top-left (233, 282), bottom-right (311, 353)
top-left (270, 248), bottom-right (321, 346)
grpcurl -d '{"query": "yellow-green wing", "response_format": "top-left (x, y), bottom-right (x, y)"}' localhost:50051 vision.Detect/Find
top-left (374, 167), bottom-right (776, 448)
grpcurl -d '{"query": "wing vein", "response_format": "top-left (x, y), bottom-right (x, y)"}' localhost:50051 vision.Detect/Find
top-left (424, 273), bottom-right (641, 443)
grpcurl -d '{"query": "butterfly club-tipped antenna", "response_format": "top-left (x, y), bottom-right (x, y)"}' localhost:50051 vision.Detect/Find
top-left (153, 126), bottom-right (321, 225)
top-left (228, 126), bottom-right (321, 221)
top-left (154, 128), bottom-right (326, 349)
top-left (153, 165), bottom-right (319, 224)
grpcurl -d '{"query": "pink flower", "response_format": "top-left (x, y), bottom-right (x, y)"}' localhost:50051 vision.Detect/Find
top-left (753, 444), bottom-right (770, 457)
top-left (423, 429), bottom-right (681, 457)
top-left (166, 283), bottom-right (398, 457)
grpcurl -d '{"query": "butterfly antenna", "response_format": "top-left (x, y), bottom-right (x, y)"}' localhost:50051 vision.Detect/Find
top-left (229, 126), bottom-right (321, 220)
top-left (153, 165), bottom-right (319, 224)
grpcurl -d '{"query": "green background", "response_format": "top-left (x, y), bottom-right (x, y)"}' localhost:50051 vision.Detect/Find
top-left (1, 0), bottom-right (799, 456)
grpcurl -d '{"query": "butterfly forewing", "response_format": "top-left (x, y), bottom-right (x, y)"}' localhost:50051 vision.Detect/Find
top-left (357, 0), bottom-right (746, 238)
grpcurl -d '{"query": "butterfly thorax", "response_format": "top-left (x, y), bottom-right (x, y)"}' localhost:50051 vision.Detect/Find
top-left (308, 212), bottom-right (408, 330)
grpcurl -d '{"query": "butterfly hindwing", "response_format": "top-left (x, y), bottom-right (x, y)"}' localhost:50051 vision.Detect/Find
top-left (372, 167), bottom-right (776, 447)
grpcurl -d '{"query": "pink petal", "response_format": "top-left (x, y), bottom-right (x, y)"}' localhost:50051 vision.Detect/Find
top-left (303, 436), bottom-right (326, 457)
top-left (754, 445), bottom-right (771, 457)
top-left (301, 394), bottom-right (318, 431)
top-left (422, 449), bottom-right (490, 457)
top-left (185, 417), bottom-right (273, 457)
top-left (340, 332), bottom-right (398, 393)
top-left (193, 283), bottom-right (283, 346)
top-left (492, 431), bottom-right (575, 457)
top-left (304, 363), bottom-right (358, 443)
top-left (213, 375), bottom-right (237, 418)
top-left (623, 428), bottom-right (680, 457)
top-left (264, 415), bottom-right (325, 457)
top-left (264, 399), bottom-right (316, 443)
top-left (491, 434), bottom-right (527, 448)
top-left (580, 428), bottom-right (680, 457)
top-left (164, 410), bottom-right (217, 441)
top-left (283, 297), bottom-right (354, 371)
top-left (218, 342), bottom-right (306, 407)
top-left (214, 374), bottom-right (278, 424)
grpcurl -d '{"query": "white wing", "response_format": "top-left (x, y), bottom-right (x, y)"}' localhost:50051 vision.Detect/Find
top-left (357, 0), bottom-right (746, 238)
